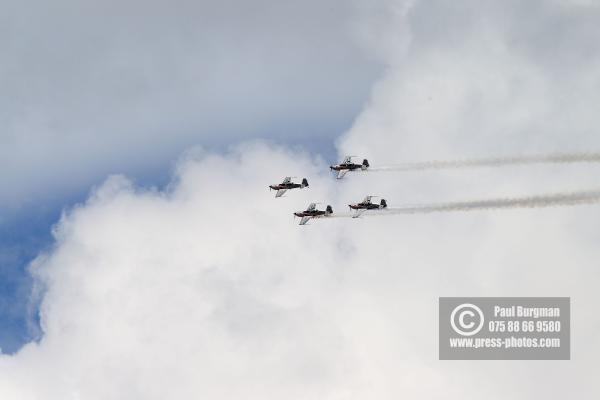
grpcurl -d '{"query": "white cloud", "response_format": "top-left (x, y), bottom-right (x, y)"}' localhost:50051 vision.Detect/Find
top-left (2, 0), bottom-right (600, 398)
top-left (339, 0), bottom-right (600, 159)
top-left (0, 0), bottom-right (380, 210)
top-left (1, 141), bottom-right (599, 398)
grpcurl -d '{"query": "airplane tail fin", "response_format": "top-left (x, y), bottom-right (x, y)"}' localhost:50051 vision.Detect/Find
top-left (380, 199), bottom-right (387, 208)
top-left (302, 178), bottom-right (309, 188)
top-left (361, 159), bottom-right (370, 170)
top-left (326, 205), bottom-right (333, 214)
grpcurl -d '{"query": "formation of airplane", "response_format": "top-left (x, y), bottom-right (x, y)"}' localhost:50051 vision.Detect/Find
top-left (294, 203), bottom-right (333, 225)
top-left (271, 155), bottom-right (380, 225)
top-left (269, 177), bottom-right (309, 198)
top-left (329, 156), bottom-right (369, 179)
top-left (349, 196), bottom-right (387, 218)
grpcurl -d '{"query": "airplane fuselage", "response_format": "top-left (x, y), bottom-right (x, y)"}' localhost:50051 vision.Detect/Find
top-left (330, 158), bottom-right (369, 173)
top-left (294, 210), bottom-right (327, 218)
top-left (269, 182), bottom-right (303, 190)
top-left (330, 163), bottom-right (363, 172)
top-left (349, 203), bottom-right (382, 210)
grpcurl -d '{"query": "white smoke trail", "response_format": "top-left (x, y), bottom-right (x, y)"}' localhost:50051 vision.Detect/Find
top-left (367, 152), bottom-right (600, 172)
top-left (330, 189), bottom-right (600, 218)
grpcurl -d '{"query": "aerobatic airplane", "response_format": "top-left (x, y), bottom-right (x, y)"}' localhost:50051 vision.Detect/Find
top-left (269, 177), bottom-right (309, 198)
top-left (329, 156), bottom-right (369, 179)
top-left (349, 196), bottom-right (387, 218)
top-left (294, 203), bottom-right (333, 225)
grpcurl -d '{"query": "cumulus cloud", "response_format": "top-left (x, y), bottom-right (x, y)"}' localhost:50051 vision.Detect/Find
top-left (2, 0), bottom-right (600, 399)
top-left (1, 142), bottom-right (598, 398)
top-left (338, 0), bottom-right (600, 159)
top-left (0, 0), bottom-right (380, 209)
top-left (0, 145), bottom-right (365, 399)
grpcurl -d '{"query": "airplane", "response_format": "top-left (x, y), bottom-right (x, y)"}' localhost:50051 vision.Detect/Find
top-left (349, 196), bottom-right (387, 218)
top-left (269, 177), bottom-right (309, 198)
top-left (329, 156), bottom-right (369, 179)
top-left (294, 203), bottom-right (333, 225)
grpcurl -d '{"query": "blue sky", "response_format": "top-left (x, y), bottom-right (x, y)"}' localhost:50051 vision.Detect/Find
top-left (0, 0), bottom-right (387, 353)
top-left (4, 1), bottom-right (600, 398)
top-left (0, 116), bottom-right (360, 353)
top-left (4, 0), bottom-right (600, 357)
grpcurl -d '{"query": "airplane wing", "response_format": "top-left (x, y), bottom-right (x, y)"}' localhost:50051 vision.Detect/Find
top-left (352, 209), bottom-right (366, 218)
top-left (275, 189), bottom-right (287, 198)
top-left (307, 203), bottom-right (316, 211)
top-left (299, 216), bottom-right (311, 225)
top-left (282, 177), bottom-right (291, 184)
top-left (336, 170), bottom-right (348, 179)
